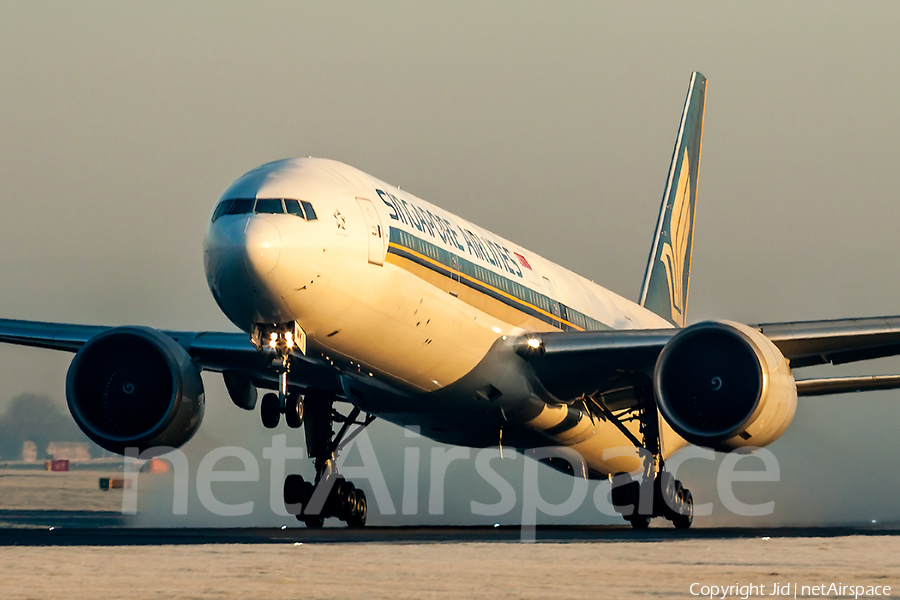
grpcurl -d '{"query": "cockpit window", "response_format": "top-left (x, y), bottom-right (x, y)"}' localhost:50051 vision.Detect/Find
top-left (212, 197), bottom-right (318, 222)
top-left (211, 199), bottom-right (234, 222)
top-left (285, 199), bottom-right (317, 220)
top-left (254, 198), bottom-right (284, 214)
top-left (226, 198), bottom-right (255, 215)
top-left (284, 199), bottom-right (304, 217)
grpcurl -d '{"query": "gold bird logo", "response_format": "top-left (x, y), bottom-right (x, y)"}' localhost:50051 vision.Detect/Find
top-left (660, 148), bottom-right (692, 327)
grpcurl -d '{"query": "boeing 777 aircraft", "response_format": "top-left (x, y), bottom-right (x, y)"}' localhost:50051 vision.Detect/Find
top-left (3, 72), bottom-right (899, 528)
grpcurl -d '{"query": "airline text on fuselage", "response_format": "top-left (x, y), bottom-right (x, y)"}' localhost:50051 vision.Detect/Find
top-left (377, 189), bottom-right (524, 278)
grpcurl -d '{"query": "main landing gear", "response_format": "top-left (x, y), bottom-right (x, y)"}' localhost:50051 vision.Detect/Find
top-left (610, 470), bottom-right (694, 529)
top-left (584, 386), bottom-right (694, 529)
top-left (282, 391), bottom-right (375, 528)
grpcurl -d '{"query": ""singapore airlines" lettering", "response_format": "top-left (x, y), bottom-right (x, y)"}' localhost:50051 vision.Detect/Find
top-left (377, 189), bottom-right (523, 279)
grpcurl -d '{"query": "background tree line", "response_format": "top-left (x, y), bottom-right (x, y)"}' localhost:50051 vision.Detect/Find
top-left (0, 393), bottom-right (101, 459)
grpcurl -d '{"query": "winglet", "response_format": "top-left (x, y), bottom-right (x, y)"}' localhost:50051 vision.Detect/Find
top-left (638, 72), bottom-right (707, 328)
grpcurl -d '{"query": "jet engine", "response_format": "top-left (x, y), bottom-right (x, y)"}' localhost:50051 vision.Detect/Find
top-left (654, 321), bottom-right (796, 451)
top-left (66, 327), bottom-right (205, 456)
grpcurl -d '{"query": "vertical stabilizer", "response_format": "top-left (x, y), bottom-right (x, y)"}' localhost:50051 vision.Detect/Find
top-left (638, 72), bottom-right (707, 328)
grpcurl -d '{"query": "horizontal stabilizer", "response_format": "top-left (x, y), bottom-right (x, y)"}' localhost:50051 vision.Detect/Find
top-left (796, 375), bottom-right (900, 396)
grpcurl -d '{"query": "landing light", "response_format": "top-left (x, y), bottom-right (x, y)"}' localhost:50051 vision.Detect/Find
top-left (527, 337), bottom-right (541, 349)
top-left (252, 322), bottom-right (307, 355)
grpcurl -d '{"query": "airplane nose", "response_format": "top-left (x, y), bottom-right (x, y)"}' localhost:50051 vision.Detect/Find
top-left (243, 218), bottom-right (281, 275)
top-left (204, 215), bottom-right (290, 330)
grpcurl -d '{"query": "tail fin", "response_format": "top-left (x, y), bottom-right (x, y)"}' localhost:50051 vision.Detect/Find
top-left (638, 72), bottom-right (707, 328)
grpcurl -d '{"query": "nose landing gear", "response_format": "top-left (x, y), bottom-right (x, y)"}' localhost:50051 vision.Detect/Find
top-left (253, 322), bottom-right (307, 430)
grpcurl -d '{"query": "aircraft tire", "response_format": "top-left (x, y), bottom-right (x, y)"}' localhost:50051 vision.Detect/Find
top-left (303, 516), bottom-right (324, 528)
top-left (672, 489), bottom-right (693, 529)
top-left (611, 475), bottom-right (639, 515)
top-left (283, 474), bottom-right (305, 515)
top-left (347, 488), bottom-right (366, 528)
top-left (261, 393), bottom-right (280, 429)
top-left (284, 394), bottom-right (304, 429)
top-left (628, 515), bottom-right (651, 529)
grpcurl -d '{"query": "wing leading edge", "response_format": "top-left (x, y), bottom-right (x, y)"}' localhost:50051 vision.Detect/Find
top-left (0, 319), bottom-right (105, 352)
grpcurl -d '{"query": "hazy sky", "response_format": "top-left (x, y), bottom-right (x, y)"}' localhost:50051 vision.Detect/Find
top-left (1, 2), bottom-right (899, 526)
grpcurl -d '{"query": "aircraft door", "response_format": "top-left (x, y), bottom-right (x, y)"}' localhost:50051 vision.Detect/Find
top-left (356, 198), bottom-right (386, 266)
top-left (542, 276), bottom-right (563, 328)
top-left (449, 254), bottom-right (461, 297)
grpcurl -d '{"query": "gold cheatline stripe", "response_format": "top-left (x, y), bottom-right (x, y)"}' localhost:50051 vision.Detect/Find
top-left (388, 242), bottom-right (584, 332)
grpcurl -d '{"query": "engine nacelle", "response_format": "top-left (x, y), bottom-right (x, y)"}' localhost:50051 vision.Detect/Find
top-left (654, 320), bottom-right (797, 451)
top-left (66, 327), bottom-right (205, 456)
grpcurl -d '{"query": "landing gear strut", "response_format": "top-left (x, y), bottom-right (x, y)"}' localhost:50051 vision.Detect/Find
top-left (586, 384), bottom-right (694, 529)
top-left (282, 391), bottom-right (375, 528)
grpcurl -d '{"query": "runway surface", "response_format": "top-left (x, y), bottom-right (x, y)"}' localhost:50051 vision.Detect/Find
top-left (1, 509), bottom-right (898, 599)
top-left (0, 509), bottom-right (897, 546)
top-left (2, 526), bottom-right (898, 600)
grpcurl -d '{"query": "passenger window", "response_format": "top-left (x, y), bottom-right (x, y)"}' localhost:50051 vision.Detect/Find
top-left (284, 199), bottom-right (305, 218)
top-left (212, 199), bottom-right (234, 222)
top-left (255, 198), bottom-right (284, 214)
top-left (226, 198), bottom-right (255, 215)
top-left (301, 201), bottom-right (317, 220)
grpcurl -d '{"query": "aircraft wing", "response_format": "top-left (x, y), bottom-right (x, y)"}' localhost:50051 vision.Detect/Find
top-left (0, 319), bottom-right (105, 352)
top-left (756, 316), bottom-right (900, 367)
top-left (514, 315), bottom-right (900, 402)
top-left (0, 318), bottom-right (340, 392)
top-left (5, 315), bottom-right (900, 401)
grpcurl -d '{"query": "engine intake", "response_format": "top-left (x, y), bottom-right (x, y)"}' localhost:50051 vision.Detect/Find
top-left (654, 321), bottom-right (796, 451)
top-left (66, 327), bottom-right (205, 456)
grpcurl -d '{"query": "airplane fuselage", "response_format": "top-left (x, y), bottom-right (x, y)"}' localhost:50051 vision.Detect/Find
top-left (203, 157), bottom-right (686, 478)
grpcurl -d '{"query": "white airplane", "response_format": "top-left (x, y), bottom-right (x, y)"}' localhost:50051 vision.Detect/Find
top-left (3, 72), bottom-right (899, 528)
